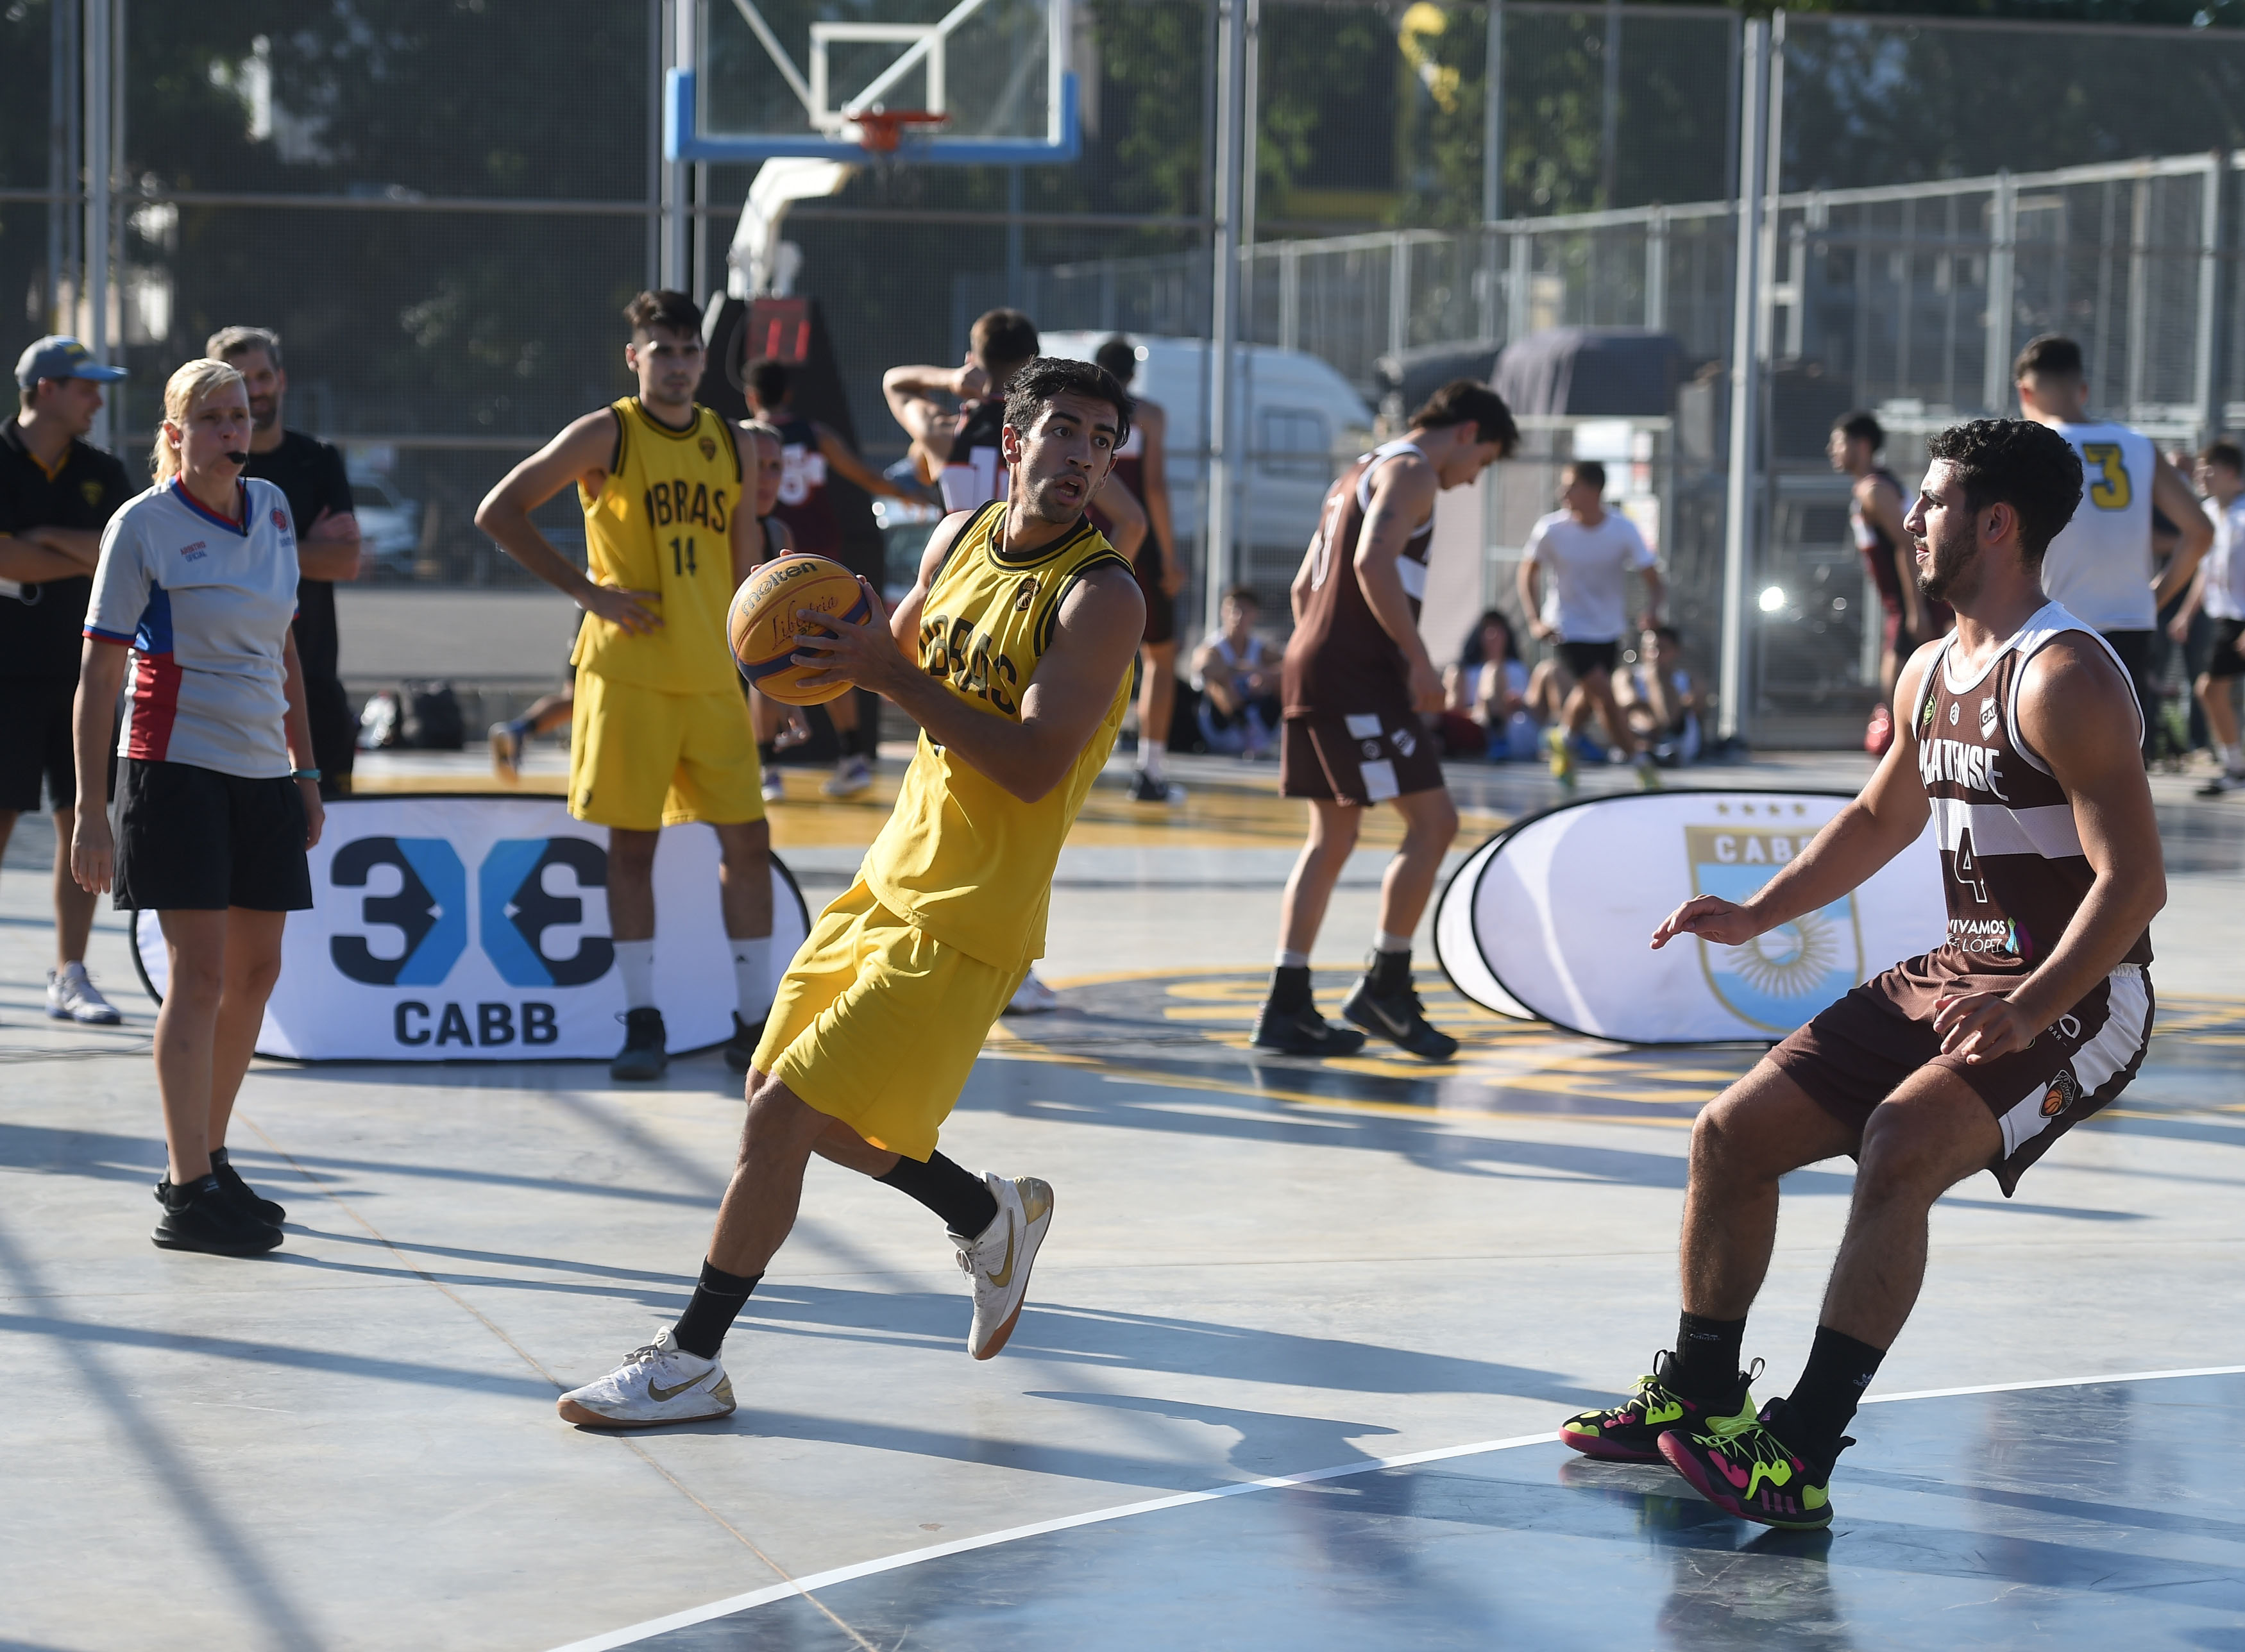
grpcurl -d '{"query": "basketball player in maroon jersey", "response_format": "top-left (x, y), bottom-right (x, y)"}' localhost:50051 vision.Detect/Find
top-left (1561, 419), bottom-right (2164, 1530)
top-left (1094, 337), bottom-right (1188, 803)
top-left (1252, 382), bottom-right (1518, 1061)
top-left (1830, 410), bottom-right (1949, 749)
top-left (740, 362), bottom-right (917, 798)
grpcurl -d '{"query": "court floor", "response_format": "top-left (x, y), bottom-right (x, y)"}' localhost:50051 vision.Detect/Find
top-left (2, 752), bottom-right (2241, 1651)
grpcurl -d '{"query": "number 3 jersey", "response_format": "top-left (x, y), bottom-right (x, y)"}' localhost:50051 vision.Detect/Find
top-left (572, 397), bottom-right (741, 694)
top-left (1912, 599), bottom-right (2153, 984)
top-left (862, 501), bottom-right (1134, 968)
top-left (2039, 421), bottom-right (2155, 632)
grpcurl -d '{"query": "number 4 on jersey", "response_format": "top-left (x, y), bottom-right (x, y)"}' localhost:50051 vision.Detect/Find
top-left (1953, 825), bottom-right (1990, 905)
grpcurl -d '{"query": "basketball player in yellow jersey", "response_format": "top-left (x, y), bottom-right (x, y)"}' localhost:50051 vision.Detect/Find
top-left (557, 357), bottom-right (1144, 1428)
top-left (475, 290), bottom-right (775, 1083)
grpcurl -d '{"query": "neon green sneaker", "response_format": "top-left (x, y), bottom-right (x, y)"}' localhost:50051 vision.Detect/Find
top-left (1545, 723), bottom-right (1577, 788)
top-left (1657, 1396), bottom-right (1849, 1530)
top-left (1559, 1352), bottom-right (1759, 1464)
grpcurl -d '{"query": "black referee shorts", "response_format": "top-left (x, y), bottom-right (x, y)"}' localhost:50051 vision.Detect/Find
top-left (112, 758), bottom-right (314, 913)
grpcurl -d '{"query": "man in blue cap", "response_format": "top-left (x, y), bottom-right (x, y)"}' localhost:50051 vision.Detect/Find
top-left (1, 335), bottom-right (133, 1025)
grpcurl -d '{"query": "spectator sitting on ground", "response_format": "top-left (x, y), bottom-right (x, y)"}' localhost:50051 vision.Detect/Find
top-left (1442, 609), bottom-right (1541, 761)
top-left (1193, 585), bottom-right (1280, 758)
top-left (1617, 623), bottom-right (1706, 766)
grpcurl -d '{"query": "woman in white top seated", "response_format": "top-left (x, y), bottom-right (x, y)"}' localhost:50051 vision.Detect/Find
top-left (1443, 609), bottom-right (1542, 761)
top-left (72, 357), bottom-right (324, 1258)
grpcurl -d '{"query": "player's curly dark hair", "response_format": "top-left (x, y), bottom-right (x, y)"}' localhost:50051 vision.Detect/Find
top-left (1408, 380), bottom-right (1519, 455)
top-left (623, 289), bottom-right (702, 338)
top-left (1003, 357), bottom-right (1133, 449)
top-left (1924, 417), bottom-right (2083, 565)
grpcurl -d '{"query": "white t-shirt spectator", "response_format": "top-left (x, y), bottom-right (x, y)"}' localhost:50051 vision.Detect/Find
top-left (2202, 494), bottom-right (2245, 623)
top-left (83, 478), bottom-right (300, 778)
top-left (1522, 508), bottom-right (1657, 643)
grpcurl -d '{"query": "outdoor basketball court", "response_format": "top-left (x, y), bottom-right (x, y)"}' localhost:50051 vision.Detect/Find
top-left (3, 750), bottom-right (2241, 1651)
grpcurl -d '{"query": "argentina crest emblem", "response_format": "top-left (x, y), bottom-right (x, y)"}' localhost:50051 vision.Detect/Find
top-left (1684, 821), bottom-right (1864, 1034)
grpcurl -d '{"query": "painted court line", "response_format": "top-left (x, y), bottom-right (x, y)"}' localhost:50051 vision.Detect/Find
top-left (548, 1363), bottom-right (2245, 1651)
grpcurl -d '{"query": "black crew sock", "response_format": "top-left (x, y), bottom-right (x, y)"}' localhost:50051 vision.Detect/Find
top-left (841, 724), bottom-right (866, 759)
top-left (1267, 963), bottom-right (1314, 1012)
top-left (673, 1260), bottom-right (761, 1359)
top-left (877, 1150), bottom-right (1000, 1237)
top-left (1783, 1325), bottom-right (1886, 1458)
top-left (1368, 947), bottom-right (1411, 995)
top-left (1670, 1310), bottom-right (1747, 1401)
top-left (757, 739), bottom-right (779, 768)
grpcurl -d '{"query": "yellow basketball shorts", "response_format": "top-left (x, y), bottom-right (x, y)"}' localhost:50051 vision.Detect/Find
top-left (569, 669), bottom-right (764, 830)
top-left (754, 880), bottom-right (1027, 1161)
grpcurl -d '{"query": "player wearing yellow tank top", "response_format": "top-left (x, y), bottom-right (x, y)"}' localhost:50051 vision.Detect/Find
top-left (556, 357), bottom-right (1146, 1429)
top-left (476, 290), bottom-right (777, 1086)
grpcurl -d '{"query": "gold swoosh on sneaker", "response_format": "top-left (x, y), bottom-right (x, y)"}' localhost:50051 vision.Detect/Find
top-left (647, 1372), bottom-right (707, 1403)
top-left (984, 1217), bottom-right (1019, 1289)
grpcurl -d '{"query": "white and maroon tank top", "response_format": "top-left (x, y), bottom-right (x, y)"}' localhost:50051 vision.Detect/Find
top-left (1913, 600), bottom-right (2153, 976)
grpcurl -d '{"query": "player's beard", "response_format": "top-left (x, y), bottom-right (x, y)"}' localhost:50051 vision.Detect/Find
top-left (1021, 468), bottom-right (1089, 525)
top-left (248, 396), bottom-right (278, 431)
top-left (1916, 530), bottom-right (1979, 603)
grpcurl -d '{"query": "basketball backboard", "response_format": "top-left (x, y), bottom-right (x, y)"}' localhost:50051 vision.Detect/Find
top-left (666, 0), bottom-right (1080, 164)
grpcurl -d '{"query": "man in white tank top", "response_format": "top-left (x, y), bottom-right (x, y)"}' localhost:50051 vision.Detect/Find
top-left (2013, 333), bottom-right (2209, 757)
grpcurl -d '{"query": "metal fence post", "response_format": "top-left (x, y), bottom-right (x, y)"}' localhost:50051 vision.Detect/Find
top-left (2195, 154), bottom-right (2223, 442)
top-left (663, 0), bottom-right (691, 291)
top-left (1645, 206), bottom-right (1667, 332)
top-left (1389, 233), bottom-right (1411, 359)
top-left (2126, 172), bottom-right (2151, 417)
top-left (1980, 171), bottom-right (2015, 414)
top-left (82, 0), bottom-right (111, 449)
top-left (1718, 16), bottom-right (1768, 745)
top-left (1203, 0), bottom-right (1250, 636)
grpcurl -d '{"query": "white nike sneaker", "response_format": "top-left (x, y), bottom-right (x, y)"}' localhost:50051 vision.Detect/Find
top-left (1004, 971), bottom-right (1060, 1015)
top-left (760, 768), bottom-right (785, 804)
top-left (821, 755), bottom-right (873, 797)
top-left (953, 1172), bottom-right (1055, 1360)
top-left (47, 963), bottom-right (122, 1025)
top-left (555, 1328), bottom-right (736, 1429)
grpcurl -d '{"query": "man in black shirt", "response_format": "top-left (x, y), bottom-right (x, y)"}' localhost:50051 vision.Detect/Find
top-left (1, 335), bottom-right (133, 1024)
top-left (207, 326), bottom-right (362, 798)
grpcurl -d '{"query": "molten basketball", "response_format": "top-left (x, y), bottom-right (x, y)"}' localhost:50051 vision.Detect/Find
top-left (728, 553), bottom-right (872, 706)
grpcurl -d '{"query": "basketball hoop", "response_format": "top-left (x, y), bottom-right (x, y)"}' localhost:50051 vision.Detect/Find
top-left (849, 106), bottom-right (951, 156)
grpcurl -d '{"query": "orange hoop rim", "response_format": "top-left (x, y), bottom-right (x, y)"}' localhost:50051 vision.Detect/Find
top-left (850, 107), bottom-right (952, 154)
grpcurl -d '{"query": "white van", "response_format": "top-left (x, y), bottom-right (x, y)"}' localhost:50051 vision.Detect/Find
top-left (1038, 332), bottom-right (1375, 586)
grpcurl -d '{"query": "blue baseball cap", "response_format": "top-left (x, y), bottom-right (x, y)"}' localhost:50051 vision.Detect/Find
top-left (14, 335), bottom-right (128, 388)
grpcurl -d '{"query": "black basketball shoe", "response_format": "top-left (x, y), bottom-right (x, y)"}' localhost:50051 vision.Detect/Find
top-left (152, 1176), bottom-right (283, 1256)
top-left (611, 1007), bottom-right (668, 1082)
top-left (1251, 998), bottom-right (1368, 1057)
top-left (723, 1011), bottom-right (766, 1074)
top-left (1341, 969), bottom-right (1458, 1061)
top-left (1560, 1352), bottom-right (1762, 1463)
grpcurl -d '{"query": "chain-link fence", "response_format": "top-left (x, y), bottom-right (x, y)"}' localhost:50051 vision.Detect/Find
top-left (14, 2), bottom-right (2245, 741)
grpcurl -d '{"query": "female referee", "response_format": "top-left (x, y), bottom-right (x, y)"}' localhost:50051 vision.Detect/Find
top-left (71, 357), bottom-right (324, 1256)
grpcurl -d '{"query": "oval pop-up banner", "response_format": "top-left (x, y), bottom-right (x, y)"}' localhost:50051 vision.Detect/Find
top-left (1435, 789), bottom-right (1947, 1045)
top-left (130, 795), bottom-right (811, 1062)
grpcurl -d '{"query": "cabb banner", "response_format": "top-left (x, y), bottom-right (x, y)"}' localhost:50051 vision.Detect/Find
top-left (130, 795), bottom-right (813, 1061)
top-left (1434, 790), bottom-right (1947, 1044)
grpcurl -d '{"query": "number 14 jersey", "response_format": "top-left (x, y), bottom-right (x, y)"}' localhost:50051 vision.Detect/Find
top-left (573, 396), bottom-right (742, 693)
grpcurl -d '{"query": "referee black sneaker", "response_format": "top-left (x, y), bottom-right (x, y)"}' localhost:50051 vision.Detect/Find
top-left (1342, 963), bottom-right (1459, 1062)
top-left (152, 1175), bottom-right (283, 1256)
top-left (207, 1145), bottom-right (285, 1224)
top-left (722, 1011), bottom-right (766, 1074)
top-left (611, 1007), bottom-right (668, 1082)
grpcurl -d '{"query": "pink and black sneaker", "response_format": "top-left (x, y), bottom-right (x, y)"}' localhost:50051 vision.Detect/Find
top-left (1657, 1397), bottom-right (1848, 1530)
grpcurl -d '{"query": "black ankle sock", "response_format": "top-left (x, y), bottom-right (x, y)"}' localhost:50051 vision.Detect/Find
top-left (1784, 1325), bottom-right (1885, 1456)
top-left (208, 1145), bottom-right (233, 1168)
top-left (877, 1150), bottom-right (999, 1236)
top-left (841, 725), bottom-right (866, 759)
top-left (1268, 963), bottom-right (1312, 1011)
top-left (1670, 1311), bottom-right (1748, 1400)
top-left (1368, 948), bottom-right (1411, 994)
top-left (758, 739), bottom-right (778, 768)
top-left (673, 1260), bottom-right (761, 1359)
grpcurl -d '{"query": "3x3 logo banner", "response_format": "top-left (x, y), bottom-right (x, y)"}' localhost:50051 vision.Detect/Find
top-left (130, 796), bottom-right (809, 1062)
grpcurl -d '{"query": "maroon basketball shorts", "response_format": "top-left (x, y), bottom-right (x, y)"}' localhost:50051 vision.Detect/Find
top-left (1768, 955), bottom-right (2154, 1196)
top-left (1281, 702), bottom-right (1445, 805)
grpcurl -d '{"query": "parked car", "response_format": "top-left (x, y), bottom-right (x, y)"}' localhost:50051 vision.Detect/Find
top-left (1038, 332), bottom-right (1375, 588)
top-left (350, 470), bottom-right (423, 579)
